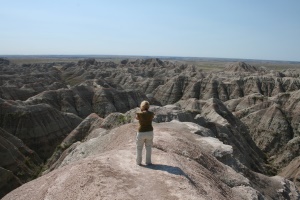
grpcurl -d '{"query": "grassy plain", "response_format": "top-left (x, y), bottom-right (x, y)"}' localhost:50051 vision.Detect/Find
top-left (2, 55), bottom-right (300, 71)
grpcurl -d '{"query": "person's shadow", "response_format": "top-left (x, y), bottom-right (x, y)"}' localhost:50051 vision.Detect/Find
top-left (140, 164), bottom-right (196, 185)
top-left (142, 164), bottom-right (185, 176)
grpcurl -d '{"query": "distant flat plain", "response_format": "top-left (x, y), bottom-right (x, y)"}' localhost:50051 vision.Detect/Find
top-left (2, 55), bottom-right (300, 71)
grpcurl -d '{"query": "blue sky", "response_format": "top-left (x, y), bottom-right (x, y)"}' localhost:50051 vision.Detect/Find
top-left (1, 0), bottom-right (300, 61)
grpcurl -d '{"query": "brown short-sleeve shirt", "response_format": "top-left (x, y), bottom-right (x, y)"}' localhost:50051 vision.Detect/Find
top-left (136, 111), bottom-right (154, 132)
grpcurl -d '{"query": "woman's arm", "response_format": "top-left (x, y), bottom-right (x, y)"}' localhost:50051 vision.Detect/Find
top-left (151, 112), bottom-right (155, 120)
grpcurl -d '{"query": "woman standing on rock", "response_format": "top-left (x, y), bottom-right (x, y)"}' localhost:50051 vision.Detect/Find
top-left (135, 101), bottom-right (155, 165)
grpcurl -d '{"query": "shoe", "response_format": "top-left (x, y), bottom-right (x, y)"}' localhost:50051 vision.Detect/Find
top-left (137, 163), bottom-right (142, 166)
top-left (146, 163), bottom-right (152, 165)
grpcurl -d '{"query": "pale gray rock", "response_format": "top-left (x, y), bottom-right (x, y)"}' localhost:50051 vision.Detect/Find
top-left (175, 98), bottom-right (203, 113)
top-left (241, 104), bottom-right (293, 156)
top-left (197, 136), bottom-right (233, 158)
top-left (279, 156), bottom-right (300, 190)
top-left (153, 75), bottom-right (193, 105)
top-left (199, 98), bottom-right (267, 173)
top-left (44, 113), bottom-right (104, 172)
top-left (100, 112), bottom-right (132, 129)
top-left (26, 83), bottom-right (147, 118)
top-left (232, 186), bottom-right (264, 200)
top-left (92, 87), bottom-right (147, 117)
top-left (281, 69), bottom-right (300, 78)
top-left (150, 105), bottom-right (200, 123)
top-left (223, 90), bottom-right (300, 190)
top-left (3, 122), bottom-right (299, 200)
top-left (26, 86), bottom-right (94, 118)
top-left (231, 91), bottom-right (300, 172)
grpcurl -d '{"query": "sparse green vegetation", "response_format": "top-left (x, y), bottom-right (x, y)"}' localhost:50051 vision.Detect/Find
top-left (117, 115), bottom-right (131, 124)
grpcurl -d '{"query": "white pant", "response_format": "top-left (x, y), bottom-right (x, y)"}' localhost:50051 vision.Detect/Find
top-left (136, 131), bottom-right (153, 165)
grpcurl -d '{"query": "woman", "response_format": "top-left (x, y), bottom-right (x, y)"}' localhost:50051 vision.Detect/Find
top-left (135, 100), bottom-right (155, 165)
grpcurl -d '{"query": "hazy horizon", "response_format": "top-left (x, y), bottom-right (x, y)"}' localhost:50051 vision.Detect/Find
top-left (2, 54), bottom-right (300, 63)
top-left (1, 1), bottom-right (300, 61)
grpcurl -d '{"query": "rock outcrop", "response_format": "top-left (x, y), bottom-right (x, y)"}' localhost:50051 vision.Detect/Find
top-left (26, 83), bottom-right (147, 118)
top-left (225, 62), bottom-right (259, 73)
top-left (0, 98), bottom-right (82, 160)
top-left (0, 128), bottom-right (42, 198)
top-left (3, 122), bottom-right (299, 200)
top-left (225, 90), bottom-right (300, 188)
top-left (152, 75), bottom-right (300, 105)
top-left (279, 156), bottom-right (300, 190)
top-left (43, 113), bottom-right (104, 174)
top-left (26, 86), bottom-right (95, 118)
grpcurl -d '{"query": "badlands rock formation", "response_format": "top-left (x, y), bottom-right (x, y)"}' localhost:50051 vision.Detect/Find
top-left (279, 156), bottom-right (300, 190)
top-left (0, 59), bottom-right (66, 100)
top-left (0, 128), bottom-right (42, 198)
top-left (0, 98), bottom-right (82, 160)
top-left (224, 61), bottom-right (260, 73)
top-left (3, 122), bottom-right (299, 200)
top-left (26, 84), bottom-right (146, 118)
top-left (225, 91), bottom-right (300, 169)
top-left (1, 57), bottom-right (300, 198)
